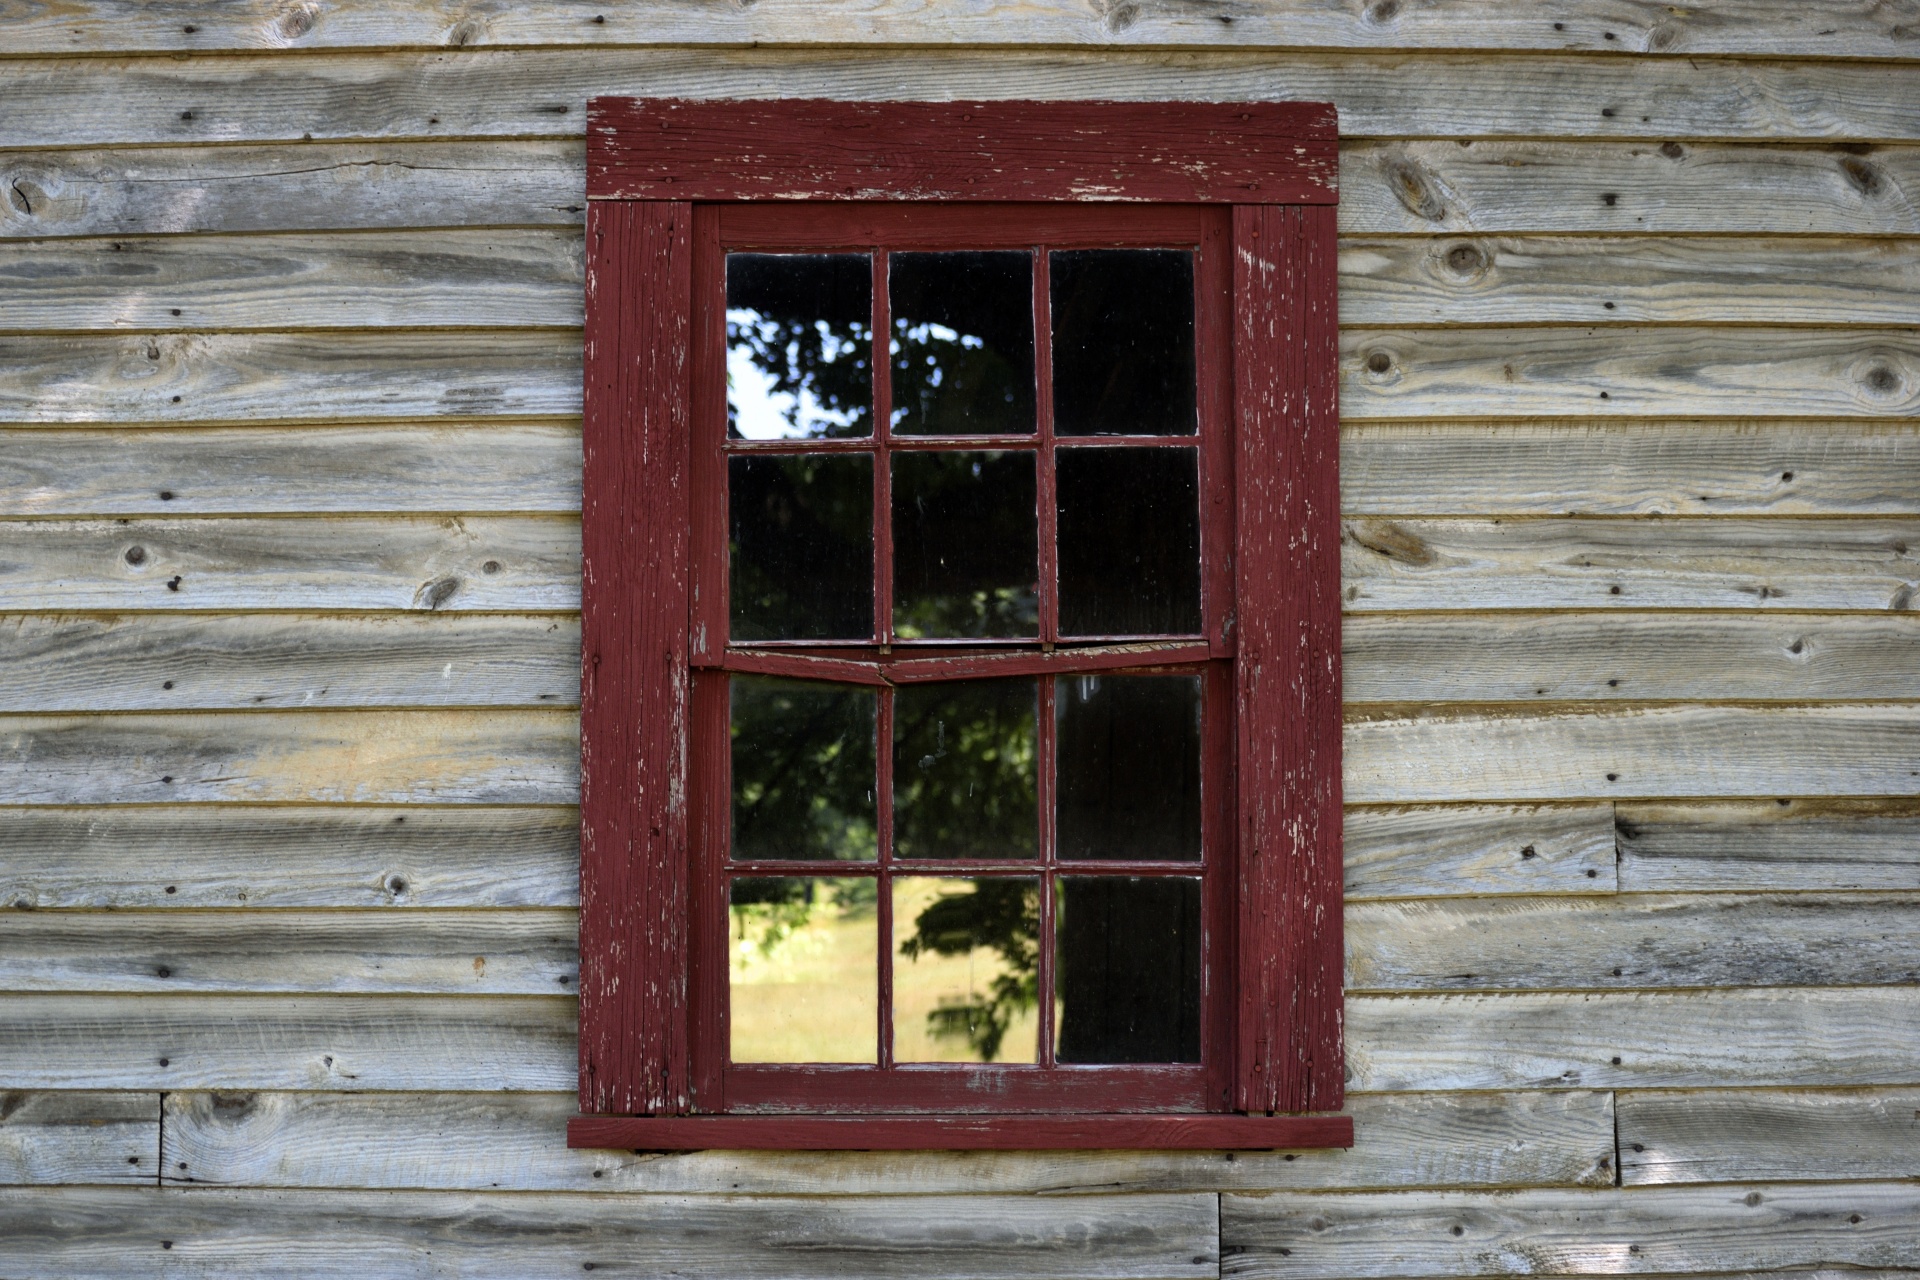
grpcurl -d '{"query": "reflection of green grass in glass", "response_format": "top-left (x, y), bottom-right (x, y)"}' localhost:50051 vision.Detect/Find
top-left (893, 877), bottom-right (1038, 1064)
top-left (729, 878), bottom-right (876, 1063)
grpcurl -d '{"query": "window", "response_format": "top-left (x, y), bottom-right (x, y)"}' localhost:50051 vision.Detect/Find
top-left (573, 99), bottom-right (1346, 1151)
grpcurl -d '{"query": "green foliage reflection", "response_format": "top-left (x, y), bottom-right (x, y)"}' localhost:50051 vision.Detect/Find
top-left (898, 878), bottom-right (1039, 1062)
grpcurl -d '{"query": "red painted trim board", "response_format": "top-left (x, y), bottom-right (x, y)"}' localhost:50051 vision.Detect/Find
top-left (570, 1112), bottom-right (1353, 1152)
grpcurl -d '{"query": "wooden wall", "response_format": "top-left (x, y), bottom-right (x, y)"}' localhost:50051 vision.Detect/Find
top-left (3, 4), bottom-right (1918, 1274)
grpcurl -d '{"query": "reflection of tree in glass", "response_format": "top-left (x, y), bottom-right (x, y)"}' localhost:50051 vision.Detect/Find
top-left (725, 253), bottom-right (872, 440)
top-left (899, 878), bottom-right (1039, 1062)
top-left (892, 679), bottom-right (1037, 860)
top-left (731, 678), bottom-right (877, 862)
top-left (731, 876), bottom-right (877, 957)
top-left (891, 451), bottom-right (1039, 640)
top-left (889, 251), bottom-right (1036, 436)
top-left (729, 454), bottom-right (873, 641)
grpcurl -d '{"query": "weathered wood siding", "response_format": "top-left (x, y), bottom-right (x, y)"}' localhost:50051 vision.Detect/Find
top-left (1, 5), bottom-right (1916, 1274)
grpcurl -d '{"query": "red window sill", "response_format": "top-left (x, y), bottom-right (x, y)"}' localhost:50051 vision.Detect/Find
top-left (568, 1113), bottom-right (1352, 1152)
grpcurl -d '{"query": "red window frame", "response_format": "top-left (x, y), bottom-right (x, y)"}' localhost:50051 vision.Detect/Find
top-left (573, 99), bottom-right (1346, 1152)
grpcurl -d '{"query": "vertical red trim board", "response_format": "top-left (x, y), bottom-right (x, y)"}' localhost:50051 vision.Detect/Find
top-left (1233, 203), bottom-right (1344, 1114)
top-left (579, 200), bottom-right (695, 1116)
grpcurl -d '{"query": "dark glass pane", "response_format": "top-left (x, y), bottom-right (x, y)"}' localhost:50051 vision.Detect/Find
top-left (1054, 877), bottom-right (1201, 1064)
top-left (893, 678), bottom-right (1038, 860)
top-left (890, 251), bottom-right (1035, 436)
top-left (731, 677), bottom-right (878, 862)
top-left (729, 877), bottom-right (877, 1063)
top-left (729, 452), bottom-right (873, 641)
top-left (1050, 249), bottom-right (1196, 436)
top-left (1056, 675), bottom-right (1202, 862)
top-left (1057, 447), bottom-right (1201, 636)
top-left (892, 450), bottom-right (1038, 639)
top-left (726, 253), bottom-right (872, 440)
top-left (892, 877), bottom-right (1040, 1064)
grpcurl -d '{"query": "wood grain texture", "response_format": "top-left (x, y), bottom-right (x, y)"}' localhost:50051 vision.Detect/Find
top-left (1618, 1087), bottom-right (1920, 1185)
top-left (0, 710), bottom-right (577, 805)
top-left (0, 1092), bottom-right (154, 1187)
top-left (0, 141), bottom-right (585, 240)
top-left (160, 1089), bottom-right (1610, 1192)
top-left (1341, 140), bottom-right (1920, 235)
top-left (1344, 421), bottom-right (1920, 517)
top-left (1343, 328), bottom-right (1920, 420)
top-left (1340, 236), bottom-right (1920, 326)
top-left (1341, 517), bottom-right (1920, 612)
top-left (1220, 1182), bottom-right (1920, 1278)
top-left (1347, 987), bottom-right (1920, 1091)
top-left (1347, 893), bottom-right (1920, 992)
top-left (0, 1185), bottom-right (1217, 1280)
top-left (0, 517), bottom-right (579, 612)
top-left (0, 994), bottom-right (574, 1091)
top-left (10, 141), bottom-right (1919, 240)
top-left (1346, 613), bottom-right (1920, 703)
top-left (3, 50), bottom-right (1919, 147)
top-left (0, 424), bottom-right (579, 513)
top-left (1234, 202), bottom-right (1344, 1114)
top-left (1617, 799), bottom-right (1920, 892)
top-left (3, 1), bottom-right (1913, 56)
top-left (1344, 804), bottom-right (1617, 898)
top-left (1346, 703), bottom-right (1920, 803)
top-left (0, 910), bottom-right (578, 995)
top-left (0, 805), bottom-right (577, 909)
top-left (590, 97), bottom-right (1332, 202)
top-left (0, 614), bottom-right (578, 713)
top-left (576, 199), bottom-right (692, 1116)
top-left (0, 231), bottom-right (582, 331)
top-left (0, 331), bottom-right (579, 424)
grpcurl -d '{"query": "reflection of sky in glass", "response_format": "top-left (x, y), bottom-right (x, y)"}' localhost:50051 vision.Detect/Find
top-left (728, 309), bottom-right (868, 441)
top-left (891, 321), bottom-right (985, 428)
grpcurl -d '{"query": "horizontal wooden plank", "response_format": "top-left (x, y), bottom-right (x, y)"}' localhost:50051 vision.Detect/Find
top-left (1220, 1181), bottom-right (1920, 1278)
top-left (0, 332), bottom-right (579, 424)
top-left (0, 424), bottom-right (579, 513)
top-left (0, 517), bottom-right (579, 612)
top-left (1343, 517), bottom-right (1920, 611)
top-left (4, 50), bottom-right (1920, 150)
top-left (1348, 703), bottom-right (1920, 803)
top-left (0, 1092), bottom-right (153, 1187)
top-left (0, 710), bottom-right (578, 805)
top-left (0, 141), bottom-right (586, 241)
top-left (0, 1186), bottom-right (1216, 1280)
top-left (1342, 140), bottom-right (1920, 235)
top-left (1344, 804), bottom-right (1617, 898)
top-left (10, 141), bottom-right (1920, 241)
top-left (0, 910), bottom-right (578, 995)
top-left (0, 994), bottom-right (574, 1091)
top-left (161, 1089), bottom-right (1610, 1192)
top-left (1346, 613), bottom-right (1920, 703)
top-left (1341, 236), bottom-right (1920, 326)
top-left (0, 614), bottom-right (578, 712)
top-left (1343, 328), bottom-right (1920, 419)
top-left (1345, 420), bottom-right (1920, 517)
top-left (5, 0), bottom-right (1915, 56)
top-left (0, 805), bottom-right (577, 909)
top-left (1619, 1087), bottom-right (1920, 1185)
top-left (1348, 893), bottom-right (1920, 992)
top-left (1348, 986), bottom-right (1920, 1091)
top-left (1617, 798), bottom-right (1920, 892)
top-left (0, 231), bottom-right (583, 332)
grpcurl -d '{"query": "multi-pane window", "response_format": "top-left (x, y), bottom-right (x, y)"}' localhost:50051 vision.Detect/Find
top-left (689, 207), bottom-right (1236, 1112)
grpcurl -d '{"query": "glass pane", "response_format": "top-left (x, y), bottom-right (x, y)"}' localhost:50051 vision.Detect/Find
top-left (1057, 675), bottom-right (1202, 862)
top-left (891, 877), bottom-right (1040, 1064)
top-left (1050, 249), bottom-right (1196, 437)
top-left (731, 677), bottom-right (878, 862)
top-left (729, 452), bottom-right (873, 641)
top-left (1054, 877), bottom-right (1202, 1064)
top-left (890, 251), bottom-right (1036, 436)
top-left (893, 678), bottom-right (1038, 861)
top-left (1057, 447), bottom-right (1200, 637)
top-left (729, 877), bottom-right (878, 1063)
top-left (892, 450), bottom-right (1038, 639)
top-left (726, 253), bottom-right (872, 441)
